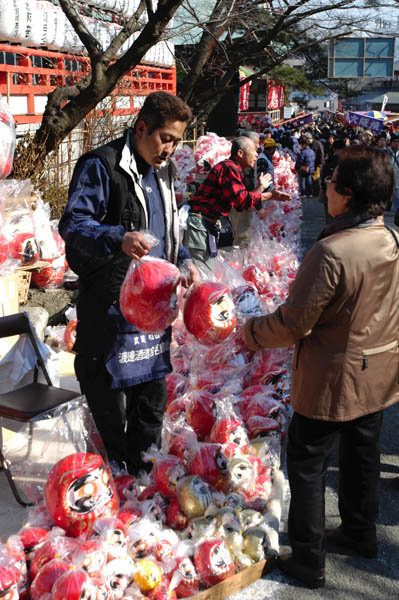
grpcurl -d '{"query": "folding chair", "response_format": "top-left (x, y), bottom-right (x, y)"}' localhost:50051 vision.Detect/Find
top-left (0, 311), bottom-right (81, 506)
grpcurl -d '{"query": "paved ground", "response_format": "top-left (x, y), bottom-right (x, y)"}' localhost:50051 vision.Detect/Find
top-left (226, 199), bottom-right (399, 599)
top-left (1, 199), bottom-right (399, 598)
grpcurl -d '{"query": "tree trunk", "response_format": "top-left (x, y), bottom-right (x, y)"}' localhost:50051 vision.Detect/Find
top-left (12, 0), bottom-right (185, 179)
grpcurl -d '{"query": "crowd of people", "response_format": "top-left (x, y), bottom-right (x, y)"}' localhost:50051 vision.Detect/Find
top-left (246, 116), bottom-right (399, 220)
top-left (237, 117), bottom-right (399, 212)
top-left (59, 93), bottom-right (399, 591)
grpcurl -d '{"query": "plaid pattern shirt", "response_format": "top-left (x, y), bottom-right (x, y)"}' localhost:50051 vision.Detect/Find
top-left (190, 158), bottom-right (262, 217)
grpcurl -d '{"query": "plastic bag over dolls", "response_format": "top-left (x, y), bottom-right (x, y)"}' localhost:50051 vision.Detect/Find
top-left (194, 133), bottom-right (232, 173)
top-left (183, 281), bottom-right (237, 345)
top-left (1, 537), bottom-right (29, 599)
top-left (1, 396), bottom-right (112, 507)
top-left (188, 442), bottom-right (231, 493)
top-left (0, 563), bottom-right (20, 599)
top-left (0, 180), bottom-right (38, 272)
top-left (213, 256), bottom-right (264, 323)
top-left (169, 554), bottom-right (200, 597)
top-left (32, 197), bottom-right (59, 259)
top-left (86, 516), bottom-right (128, 562)
top-left (30, 197), bottom-right (66, 289)
top-left (45, 316), bottom-right (77, 354)
top-left (209, 397), bottom-right (249, 452)
top-left (0, 95), bottom-right (16, 179)
top-left (142, 445), bottom-right (186, 500)
top-left (161, 412), bottom-right (197, 467)
top-left (30, 557), bottom-right (71, 600)
top-left (194, 537), bottom-right (235, 588)
top-left (29, 533), bottom-right (79, 581)
top-left (120, 231), bottom-right (181, 333)
top-left (186, 388), bottom-right (217, 440)
top-left (51, 567), bottom-right (98, 600)
top-left (176, 474), bottom-right (213, 520)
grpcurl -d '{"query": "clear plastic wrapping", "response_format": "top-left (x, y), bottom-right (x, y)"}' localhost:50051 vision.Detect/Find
top-left (120, 256), bottom-right (181, 333)
top-left (183, 281), bottom-right (237, 345)
top-left (1, 397), bottom-right (111, 506)
top-left (0, 95), bottom-right (15, 179)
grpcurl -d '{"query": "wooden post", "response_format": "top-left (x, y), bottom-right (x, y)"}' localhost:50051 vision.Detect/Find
top-left (6, 71), bottom-right (10, 105)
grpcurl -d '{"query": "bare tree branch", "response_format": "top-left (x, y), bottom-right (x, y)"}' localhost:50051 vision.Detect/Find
top-left (58, 0), bottom-right (102, 58)
top-left (14, 0), bottom-right (398, 177)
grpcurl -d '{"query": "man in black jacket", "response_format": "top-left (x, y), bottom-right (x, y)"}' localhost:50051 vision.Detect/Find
top-left (303, 131), bottom-right (324, 196)
top-left (59, 92), bottom-right (197, 474)
top-left (319, 139), bottom-right (346, 223)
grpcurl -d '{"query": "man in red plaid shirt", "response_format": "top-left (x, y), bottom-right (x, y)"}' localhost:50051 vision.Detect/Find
top-left (183, 136), bottom-right (289, 274)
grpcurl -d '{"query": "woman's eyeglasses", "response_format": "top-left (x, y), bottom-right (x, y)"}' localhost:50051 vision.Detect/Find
top-left (325, 176), bottom-right (337, 184)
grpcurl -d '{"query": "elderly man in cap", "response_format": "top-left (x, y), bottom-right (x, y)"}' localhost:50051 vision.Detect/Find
top-left (303, 131), bottom-right (324, 196)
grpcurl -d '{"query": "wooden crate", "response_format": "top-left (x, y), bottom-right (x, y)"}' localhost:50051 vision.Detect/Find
top-left (16, 270), bottom-right (32, 305)
top-left (187, 557), bottom-right (275, 600)
top-left (16, 261), bottom-right (50, 305)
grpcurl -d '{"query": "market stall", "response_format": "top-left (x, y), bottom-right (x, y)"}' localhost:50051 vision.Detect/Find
top-left (0, 130), bottom-right (302, 599)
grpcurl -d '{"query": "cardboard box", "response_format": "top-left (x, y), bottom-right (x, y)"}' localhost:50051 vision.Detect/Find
top-left (187, 558), bottom-right (275, 600)
top-left (0, 273), bottom-right (20, 359)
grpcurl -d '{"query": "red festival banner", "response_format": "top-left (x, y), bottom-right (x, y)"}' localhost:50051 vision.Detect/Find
top-left (268, 80), bottom-right (285, 110)
top-left (238, 66), bottom-right (255, 112)
top-left (278, 83), bottom-right (285, 108)
top-left (239, 81), bottom-right (251, 111)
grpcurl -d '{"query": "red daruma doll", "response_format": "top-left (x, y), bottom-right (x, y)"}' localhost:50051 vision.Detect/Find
top-left (120, 257), bottom-right (181, 332)
top-left (183, 281), bottom-right (237, 345)
top-left (44, 452), bottom-right (119, 538)
top-left (0, 565), bottom-right (19, 600)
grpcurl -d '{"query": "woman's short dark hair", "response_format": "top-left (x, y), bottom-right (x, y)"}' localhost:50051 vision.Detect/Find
top-left (134, 92), bottom-right (192, 133)
top-left (336, 145), bottom-right (394, 216)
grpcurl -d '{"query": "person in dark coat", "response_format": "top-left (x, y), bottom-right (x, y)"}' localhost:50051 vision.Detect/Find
top-left (295, 137), bottom-right (315, 197)
top-left (243, 146), bottom-right (398, 589)
top-left (303, 131), bottom-right (324, 196)
top-left (59, 92), bottom-right (197, 475)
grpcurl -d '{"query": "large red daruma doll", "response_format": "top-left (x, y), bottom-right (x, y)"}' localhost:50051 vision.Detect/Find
top-left (44, 452), bottom-right (119, 538)
top-left (183, 281), bottom-right (236, 345)
top-left (120, 257), bottom-right (181, 332)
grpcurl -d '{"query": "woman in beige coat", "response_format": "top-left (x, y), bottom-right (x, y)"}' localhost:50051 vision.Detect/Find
top-left (243, 146), bottom-right (399, 589)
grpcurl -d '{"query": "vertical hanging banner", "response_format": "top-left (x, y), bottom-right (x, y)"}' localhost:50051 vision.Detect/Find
top-left (381, 94), bottom-right (388, 112)
top-left (267, 80), bottom-right (285, 110)
top-left (238, 66), bottom-right (255, 111)
top-left (278, 83), bottom-right (285, 108)
top-left (267, 80), bottom-right (279, 110)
